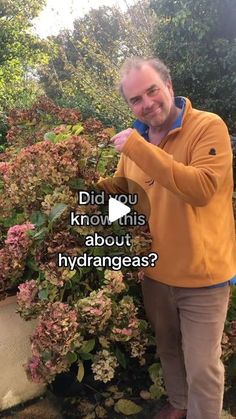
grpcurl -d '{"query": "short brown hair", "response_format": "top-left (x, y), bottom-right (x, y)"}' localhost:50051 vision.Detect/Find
top-left (118, 56), bottom-right (171, 99)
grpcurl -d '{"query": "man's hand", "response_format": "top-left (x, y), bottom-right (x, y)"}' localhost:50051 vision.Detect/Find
top-left (110, 128), bottom-right (134, 152)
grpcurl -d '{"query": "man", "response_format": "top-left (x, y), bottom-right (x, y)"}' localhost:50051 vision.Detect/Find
top-left (99, 57), bottom-right (236, 419)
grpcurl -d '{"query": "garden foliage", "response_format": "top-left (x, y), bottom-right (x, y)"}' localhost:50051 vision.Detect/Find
top-left (0, 0), bottom-right (49, 111)
top-left (150, 0), bottom-right (236, 133)
top-left (0, 98), bottom-right (163, 395)
top-left (39, 1), bottom-right (157, 129)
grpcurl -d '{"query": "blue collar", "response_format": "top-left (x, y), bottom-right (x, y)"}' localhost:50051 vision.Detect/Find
top-left (133, 96), bottom-right (186, 140)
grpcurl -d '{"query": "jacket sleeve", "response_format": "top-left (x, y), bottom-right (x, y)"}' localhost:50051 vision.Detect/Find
top-left (97, 153), bottom-right (129, 195)
top-left (122, 118), bottom-right (233, 206)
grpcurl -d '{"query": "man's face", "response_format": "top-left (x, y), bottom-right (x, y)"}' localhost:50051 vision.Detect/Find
top-left (122, 64), bottom-right (174, 128)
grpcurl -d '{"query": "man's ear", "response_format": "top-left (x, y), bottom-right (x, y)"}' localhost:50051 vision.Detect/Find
top-left (166, 79), bottom-right (173, 89)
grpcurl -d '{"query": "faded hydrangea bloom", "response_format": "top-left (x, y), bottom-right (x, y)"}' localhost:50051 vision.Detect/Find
top-left (41, 185), bottom-right (77, 215)
top-left (17, 279), bottom-right (43, 319)
top-left (26, 301), bottom-right (82, 383)
top-left (0, 162), bottom-right (9, 175)
top-left (77, 289), bottom-right (112, 334)
top-left (129, 334), bottom-right (148, 364)
top-left (91, 349), bottom-right (118, 383)
top-left (25, 355), bottom-right (46, 384)
top-left (0, 247), bottom-right (24, 293)
top-left (5, 222), bottom-right (35, 259)
top-left (102, 269), bottom-right (126, 294)
top-left (130, 228), bottom-right (152, 255)
top-left (111, 296), bottom-right (149, 361)
top-left (42, 263), bottom-right (76, 287)
top-left (111, 296), bottom-right (139, 342)
top-left (36, 230), bottom-right (82, 287)
top-left (0, 223), bottom-right (35, 296)
top-left (2, 136), bottom-right (95, 212)
top-left (25, 354), bottom-right (69, 384)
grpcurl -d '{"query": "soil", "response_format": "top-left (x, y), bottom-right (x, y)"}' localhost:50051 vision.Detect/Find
top-left (0, 393), bottom-right (235, 419)
top-left (1, 359), bottom-right (235, 419)
top-left (0, 383), bottom-right (235, 419)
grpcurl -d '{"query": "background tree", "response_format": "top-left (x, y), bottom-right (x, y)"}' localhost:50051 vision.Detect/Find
top-left (0, 0), bottom-right (49, 112)
top-left (39, 1), bottom-right (157, 129)
top-left (150, 0), bottom-right (236, 133)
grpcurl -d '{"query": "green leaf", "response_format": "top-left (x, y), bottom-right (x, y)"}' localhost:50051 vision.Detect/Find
top-left (72, 123), bottom-right (84, 134)
top-left (48, 203), bottom-right (67, 223)
top-left (115, 399), bottom-right (142, 415)
top-left (44, 131), bottom-right (57, 142)
top-left (31, 227), bottom-right (48, 239)
top-left (69, 178), bottom-right (86, 190)
top-left (30, 211), bottom-right (46, 227)
top-left (26, 258), bottom-right (39, 271)
top-left (79, 339), bottom-right (96, 354)
top-left (77, 360), bottom-right (85, 382)
top-left (148, 363), bottom-right (161, 383)
top-left (27, 229), bottom-right (36, 237)
top-left (0, 211), bottom-right (25, 228)
top-left (54, 133), bottom-right (69, 143)
top-left (66, 352), bottom-right (78, 364)
top-left (149, 384), bottom-right (163, 399)
top-left (79, 352), bottom-right (94, 360)
top-left (38, 289), bottom-right (48, 300)
top-left (41, 184), bottom-right (54, 194)
top-left (115, 347), bottom-right (127, 369)
top-left (92, 246), bottom-right (105, 256)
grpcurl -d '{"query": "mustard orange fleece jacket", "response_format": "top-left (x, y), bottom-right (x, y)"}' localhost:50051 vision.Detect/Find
top-left (98, 98), bottom-right (236, 287)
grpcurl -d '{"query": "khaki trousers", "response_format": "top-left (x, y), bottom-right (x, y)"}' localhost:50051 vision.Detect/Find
top-left (142, 277), bottom-right (230, 419)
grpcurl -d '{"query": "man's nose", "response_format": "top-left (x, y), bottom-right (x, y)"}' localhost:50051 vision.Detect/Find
top-left (142, 94), bottom-right (154, 110)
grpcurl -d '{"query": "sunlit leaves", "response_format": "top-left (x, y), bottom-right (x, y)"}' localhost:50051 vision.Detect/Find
top-left (115, 399), bottom-right (142, 415)
top-left (39, 1), bottom-right (157, 130)
top-left (0, 0), bottom-right (48, 111)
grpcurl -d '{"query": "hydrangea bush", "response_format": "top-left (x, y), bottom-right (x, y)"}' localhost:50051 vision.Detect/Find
top-left (0, 98), bottom-right (160, 392)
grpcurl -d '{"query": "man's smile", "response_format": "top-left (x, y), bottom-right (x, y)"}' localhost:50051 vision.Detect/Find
top-left (144, 106), bottom-right (162, 117)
